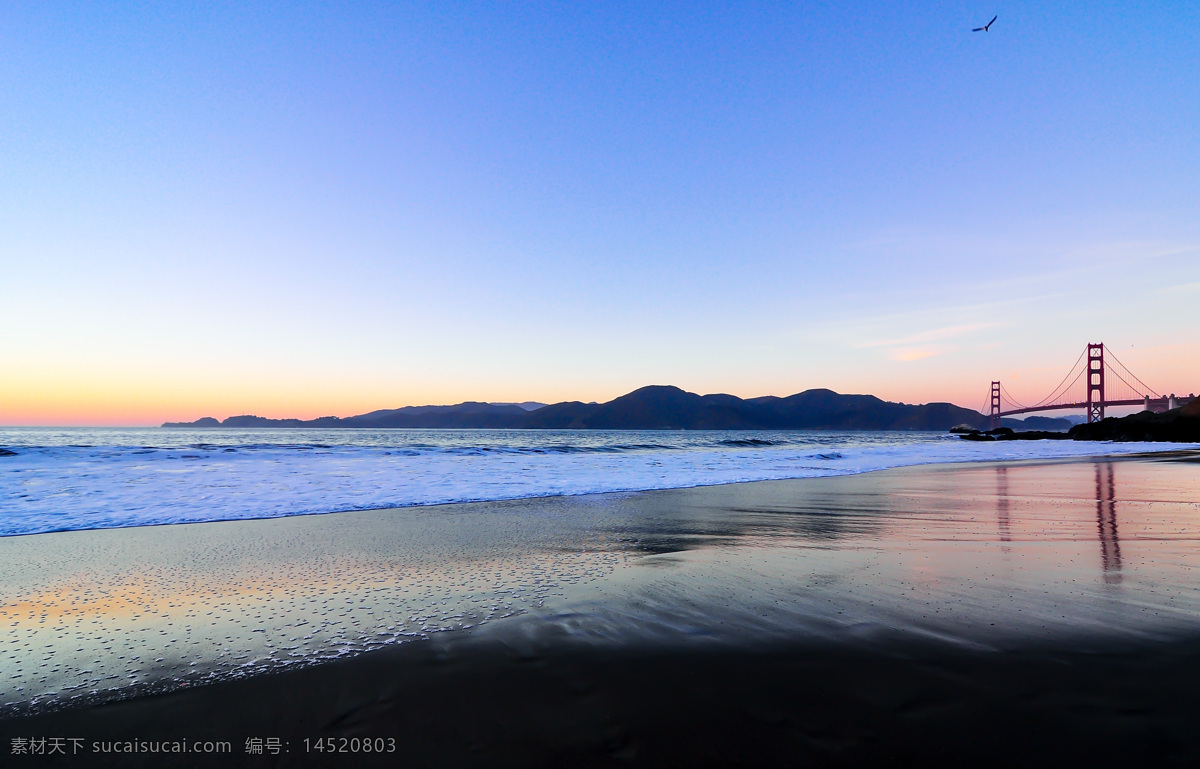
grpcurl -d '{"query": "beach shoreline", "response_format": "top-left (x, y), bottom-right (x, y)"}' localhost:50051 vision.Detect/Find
top-left (4, 451), bottom-right (1200, 766)
top-left (5, 427), bottom-right (1190, 538)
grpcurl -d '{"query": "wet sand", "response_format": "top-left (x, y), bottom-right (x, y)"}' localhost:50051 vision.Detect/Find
top-left (4, 453), bottom-right (1200, 766)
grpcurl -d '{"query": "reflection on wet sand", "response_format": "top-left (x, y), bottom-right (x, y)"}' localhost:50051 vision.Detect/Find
top-left (1096, 462), bottom-right (1122, 583)
top-left (995, 460), bottom-right (1121, 583)
top-left (3, 453), bottom-right (1199, 718)
top-left (544, 454), bottom-right (1200, 650)
top-left (995, 465), bottom-right (1011, 547)
top-left (0, 499), bottom-right (625, 716)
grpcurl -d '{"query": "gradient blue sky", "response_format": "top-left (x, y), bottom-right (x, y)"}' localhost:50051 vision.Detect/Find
top-left (3, 1), bottom-right (1198, 425)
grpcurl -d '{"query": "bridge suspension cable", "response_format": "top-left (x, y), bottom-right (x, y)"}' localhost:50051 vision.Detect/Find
top-left (1046, 366), bottom-right (1086, 408)
top-left (1028, 347), bottom-right (1087, 409)
top-left (998, 383), bottom-right (1030, 411)
top-left (1103, 347), bottom-right (1160, 400)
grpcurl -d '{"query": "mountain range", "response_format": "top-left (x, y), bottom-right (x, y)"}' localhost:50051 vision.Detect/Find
top-left (162, 385), bottom-right (1070, 431)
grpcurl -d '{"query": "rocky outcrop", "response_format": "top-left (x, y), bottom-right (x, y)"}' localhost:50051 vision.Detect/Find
top-left (1067, 406), bottom-right (1200, 442)
top-left (953, 397), bottom-right (1200, 443)
top-left (956, 427), bottom-right (1069, 442)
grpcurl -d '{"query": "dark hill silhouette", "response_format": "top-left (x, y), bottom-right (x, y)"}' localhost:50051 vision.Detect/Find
top-left (169, 403), bottom-right (531, 429)
top-left (1003, 415), bottom-right (1073, 431)
top-left (524, 386), bottom-right (759, 430)
top-left (346, 402), bottom-right (531, 428)
top-left (1066, 403), bottom-right (1200, 442)
top-left (164, 386), bottom-right (990, 431)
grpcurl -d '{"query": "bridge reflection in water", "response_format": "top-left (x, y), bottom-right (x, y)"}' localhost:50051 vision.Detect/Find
top-left (994, 466), bottom-right (1011, 547)
top-left (1096, 462), bottom-right (1122, 583)
top-left (993, 461), bottom-right (1123, 583)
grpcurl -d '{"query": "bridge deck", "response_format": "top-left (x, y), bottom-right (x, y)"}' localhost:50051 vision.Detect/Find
top-left (997, 398), bottom-right (1189, 418)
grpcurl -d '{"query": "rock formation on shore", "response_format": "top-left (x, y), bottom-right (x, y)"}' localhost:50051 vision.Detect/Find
top-left (1066, 399), bottom-right (1200, 442)
top-left (955, 398), bottom-right (1200, 443)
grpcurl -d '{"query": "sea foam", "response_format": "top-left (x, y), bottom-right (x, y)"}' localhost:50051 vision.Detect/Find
top-left (1, 428), bottom-right (1188, 537)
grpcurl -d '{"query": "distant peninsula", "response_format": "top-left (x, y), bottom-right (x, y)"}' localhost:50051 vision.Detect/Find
top-left (163, 385), bottom-right (1070, 432)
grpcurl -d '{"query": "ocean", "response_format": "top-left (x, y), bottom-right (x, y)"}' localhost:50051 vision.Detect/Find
top-left (3, 427), bottom-right (1199, 717)
top-left (0, 427), bottom-right (1176, 537)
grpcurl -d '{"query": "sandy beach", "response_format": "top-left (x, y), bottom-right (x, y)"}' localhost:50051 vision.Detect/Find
top-left (4, 452), bottom-right (1200, 766)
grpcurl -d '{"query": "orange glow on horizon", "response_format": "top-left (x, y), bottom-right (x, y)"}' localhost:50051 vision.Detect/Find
top-left (3, 342), bottom-right (1195, 427)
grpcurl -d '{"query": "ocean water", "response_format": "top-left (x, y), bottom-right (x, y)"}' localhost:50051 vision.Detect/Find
top-left (2, 428), bottom-right (1198, 716)
top-left (0, 427), bottom-right (1185, 537)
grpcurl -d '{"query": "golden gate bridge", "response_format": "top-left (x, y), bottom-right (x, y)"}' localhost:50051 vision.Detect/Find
top-left (982, 343), bottom-right (1195, 430)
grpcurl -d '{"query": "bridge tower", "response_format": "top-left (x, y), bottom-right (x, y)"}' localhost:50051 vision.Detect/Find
top-left (1087, 343), bottom-right (1105, 423)
top-left (990, 381), bottom-right (1001, 430)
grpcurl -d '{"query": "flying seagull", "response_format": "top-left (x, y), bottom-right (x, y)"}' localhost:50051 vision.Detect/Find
top-left (973, 15), bottom-right (997, 32)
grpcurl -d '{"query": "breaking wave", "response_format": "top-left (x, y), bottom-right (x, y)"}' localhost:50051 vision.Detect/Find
top-left (0, 427), bottom-right (1185, 537)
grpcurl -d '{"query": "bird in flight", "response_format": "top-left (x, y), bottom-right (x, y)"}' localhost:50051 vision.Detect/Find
top-left (973, 15), bottom-right (997, 32)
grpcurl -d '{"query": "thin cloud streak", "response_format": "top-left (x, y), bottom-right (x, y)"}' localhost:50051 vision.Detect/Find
top-left (889, 347), bottom-right (944, 362)
top-left (859, 322), bottom-right (998, 350)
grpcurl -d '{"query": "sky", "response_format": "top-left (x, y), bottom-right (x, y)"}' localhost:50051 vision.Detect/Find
top-left (2, 1), bottom-right (1198, 426)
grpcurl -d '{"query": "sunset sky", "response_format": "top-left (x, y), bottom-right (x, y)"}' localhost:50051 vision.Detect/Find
top-left (3, 2), bottom-right (1198, 426)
